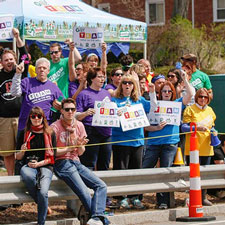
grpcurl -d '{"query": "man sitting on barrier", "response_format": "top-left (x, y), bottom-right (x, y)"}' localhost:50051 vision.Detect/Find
top-left (51, 98), bottom-right (109, 225)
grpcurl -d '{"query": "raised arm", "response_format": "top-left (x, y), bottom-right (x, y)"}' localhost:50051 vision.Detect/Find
top-left (12, 28), bottom-right (24, 48)
top-left (180, 70), bottom-right (194, 105)
top-left (65, 38), bottom-right (82, 62)
top-left (148, 83), bottom-right (157, 111)
top-left (100, 42), bottom-right (107, 75)
top-left (68, 41), bottom-right (76, 82)
top-left (10, 62), bottom-right (24, 97)
top-left (72, 78), bottom-right (87, 101)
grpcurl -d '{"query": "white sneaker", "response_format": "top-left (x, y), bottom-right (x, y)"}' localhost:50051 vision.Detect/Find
top-left (87, 217), bottom-right (103, 225)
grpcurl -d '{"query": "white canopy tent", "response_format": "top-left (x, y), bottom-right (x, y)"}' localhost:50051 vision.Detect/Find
top-left (0, 0), bottom-right (147, 42)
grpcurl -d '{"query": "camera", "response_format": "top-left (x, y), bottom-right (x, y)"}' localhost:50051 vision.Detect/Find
top-left (27, 155), bottom-right (39, 163)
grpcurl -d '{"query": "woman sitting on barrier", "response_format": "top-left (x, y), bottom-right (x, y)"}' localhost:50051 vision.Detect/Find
top-left (111, 74), bottom-right (157, 209)
top-left (16, 106), bottom-right (56, 225)
top-left (143, 71), bottom-right (193, 209)
top-left (181, 88), bottom-right (217, 206)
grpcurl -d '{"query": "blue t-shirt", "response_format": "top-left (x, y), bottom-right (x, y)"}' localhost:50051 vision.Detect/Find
top-left (147, 98), bottom-right (184, 145)
top-left (111, 96), bottom-right (150, 147)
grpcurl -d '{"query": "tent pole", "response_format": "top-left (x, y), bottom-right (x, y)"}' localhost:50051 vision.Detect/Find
top-left (143, 42), bottom-right (147, 59)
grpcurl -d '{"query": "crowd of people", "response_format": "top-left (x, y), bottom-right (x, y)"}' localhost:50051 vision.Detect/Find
top-left (0, 28), bottom-right (223, 225)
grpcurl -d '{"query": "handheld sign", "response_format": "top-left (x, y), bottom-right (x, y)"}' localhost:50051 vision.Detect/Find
top-left (119, 104), bottom-right (149, 131)
top-left (92, 97), bottom-right (119, 127)
top-left (148, 100), bottom-right (182, 126)
top-left (73, 26), bottom-right (104, 49)
top-left (0, 16), bottom-right (13, 40)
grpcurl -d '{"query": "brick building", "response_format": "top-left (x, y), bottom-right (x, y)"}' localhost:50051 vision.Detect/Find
top-left (83, 0), bottom-right (225, 27)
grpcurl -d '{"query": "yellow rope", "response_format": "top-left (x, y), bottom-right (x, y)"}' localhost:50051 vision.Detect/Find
top-left (1, 130), bottom-right (223, 154)
top-left (0, 131), bottom-right (193, 154)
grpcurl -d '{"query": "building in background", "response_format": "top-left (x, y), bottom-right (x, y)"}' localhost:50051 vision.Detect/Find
top-left (83, 0), bottom-right (225, 27)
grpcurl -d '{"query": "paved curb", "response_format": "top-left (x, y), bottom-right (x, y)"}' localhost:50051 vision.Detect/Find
top-left (8, 204), bottom-right (225, 225)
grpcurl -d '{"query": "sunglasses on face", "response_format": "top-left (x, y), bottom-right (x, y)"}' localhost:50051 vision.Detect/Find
top-left (167, 74), bottom-right (176, 78)
top-left (114, 73), bottom-right (124, 77)
top-left (198, 95), bottom-right (208, 99)
top-left (122, 81), bottom-right (133, 85)
top-left (162, 90), bottom-right (172, 93)
top-left (50, 51), bottom-right (59, 55)
top-left (64, 108), bottom-right (76, 112)
top-left (30, 114), bottom-right (43, 119)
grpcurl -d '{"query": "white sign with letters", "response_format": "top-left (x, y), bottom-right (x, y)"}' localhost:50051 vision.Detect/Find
top-left (0, 15), bottom-right (13, 40)
top-left (73, 26), bottom-right (104, 49)
top-left (148, 101), bottom-right (182, 126)
top-left (92, 99), bottom-right (119, 127)
top-left (119, 104), bottom-right (150, 131)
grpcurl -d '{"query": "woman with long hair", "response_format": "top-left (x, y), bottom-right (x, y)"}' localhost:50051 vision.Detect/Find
top-left (16, 106), bottom-right (56, 225)
top-left (143, 72), bottom-right (193, 209)
top-left (167, 68), bottom-right (182, 94)
top-left (111, 74), bottom-right (156, 209)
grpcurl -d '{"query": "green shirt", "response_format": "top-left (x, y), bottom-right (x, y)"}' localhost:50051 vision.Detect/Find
top-left (190, 69), bottom-right (212, 90)
top-left (48, 58), bottom-right (69, 98)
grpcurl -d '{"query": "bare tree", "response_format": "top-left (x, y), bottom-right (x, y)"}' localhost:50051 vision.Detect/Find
top-left (172, 0), bottom-right (191, 18)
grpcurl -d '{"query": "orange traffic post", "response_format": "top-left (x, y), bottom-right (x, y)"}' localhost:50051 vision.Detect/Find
top-left (176, 122), bottom-right (216, 222)
top-left (189, 122), bottom-right (203, 217)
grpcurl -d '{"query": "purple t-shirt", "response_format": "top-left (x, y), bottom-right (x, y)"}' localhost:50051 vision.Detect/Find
top-left (105, 83), bottom-right (117, 91)
top-left (68, 80), bottom-right (80, 98)
top-left (18, 77), bottom-right (63, 130)
top-left (76, 86), bottom-right (112, 136)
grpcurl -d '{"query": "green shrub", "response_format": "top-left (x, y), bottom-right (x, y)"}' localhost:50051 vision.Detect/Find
top-left (148, 17), bottom-right (225, 72)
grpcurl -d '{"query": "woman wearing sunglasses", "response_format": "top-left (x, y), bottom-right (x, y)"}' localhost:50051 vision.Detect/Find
top-left (105, 67), bottom-right (123, 97)
top-left (181, 88), bottom-right (216, 206)
top-left (16, 106), bottom-right (56, 225)
top-left (142, 71), bottom-right (193, 209)
top-left (167, 68), bottom-right (182, 94)
top-left (111, 74), bottom-right (157, 209)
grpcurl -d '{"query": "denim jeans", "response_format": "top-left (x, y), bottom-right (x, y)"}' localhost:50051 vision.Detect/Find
top-left (54, 159), bottom-right (109, 223)
top-left (143, 144), bottom-right (177, 206)
top-left (20, 165), bottom-right (53, 225)
top-left (80, 126), bottom-right (112, 171)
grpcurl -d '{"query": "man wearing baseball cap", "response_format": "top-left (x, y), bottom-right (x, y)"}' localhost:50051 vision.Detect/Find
top-left (181, 53), bottom-right (213, 99)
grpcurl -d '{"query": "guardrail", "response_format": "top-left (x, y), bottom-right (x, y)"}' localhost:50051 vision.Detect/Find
top-left (0, 165), bottom-right (225, 207)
